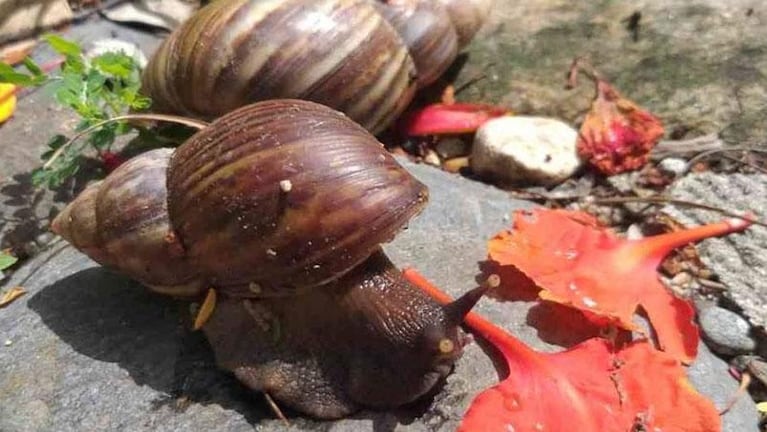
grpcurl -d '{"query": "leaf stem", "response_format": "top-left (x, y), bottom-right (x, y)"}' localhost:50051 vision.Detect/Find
top-left (627, 216), bottom-right (753, 262)
top-left (42, 114), bottom-right (209, 169)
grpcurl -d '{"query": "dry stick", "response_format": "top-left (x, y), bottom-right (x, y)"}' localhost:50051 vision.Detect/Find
top-left (509, 193), bottom-right (767, 229)
top-left (42, 113), bottom-right (210, 170)
top-left (592, 196), bottom-right (766, 228)
top-left (650, 134), bottom-right (724, 160)
top-left (718, 153), bottom-right (767, 175)
top-left (682, 147), bottom-right (767, 174)
top-left (720, 372), bottom-right (751, 415)
top-left (263, 392), bottom-right (290, 427)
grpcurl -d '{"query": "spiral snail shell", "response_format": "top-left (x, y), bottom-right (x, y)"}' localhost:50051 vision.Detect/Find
top-left (51, 99), bottom-right (483, 418)
top-left (141, 0), bottom-right (492, 133)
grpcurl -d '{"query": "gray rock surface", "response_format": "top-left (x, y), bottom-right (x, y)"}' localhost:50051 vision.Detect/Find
top-left (666, 173), bottom-right (767, 329)
top-left (0, 161), bottom-right (759, 431)
top-left (458, 0), bottom-right (767, 147)
top-left (699, 305), bottom-right (757, 355)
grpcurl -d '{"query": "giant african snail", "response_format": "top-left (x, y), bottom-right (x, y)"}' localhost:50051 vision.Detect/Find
top-left (51, 99), bottom-right (484, 419)
top-left (140, 0), bottom-right (493, 133)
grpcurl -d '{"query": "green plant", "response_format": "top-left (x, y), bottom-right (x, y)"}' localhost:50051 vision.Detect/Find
top-left (0, 249), bottom-right (18, 272)
top-left (0, 34), bottom-right (183, 188)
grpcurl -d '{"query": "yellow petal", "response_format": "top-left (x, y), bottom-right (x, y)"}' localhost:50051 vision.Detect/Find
top-left (0, 286), bottom-right (26, 308)
top-left (757, 401), bottom-right (767, 413)
top-left (0, 83), bottom-right (17, 124)
top-left (193, 288), bottom-right (217, 330)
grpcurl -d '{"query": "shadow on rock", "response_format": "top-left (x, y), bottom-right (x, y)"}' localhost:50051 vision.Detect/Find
top-left (26, 266), bottom-right (428, 431)
top-left (27, 267), bottom-right (269, 425)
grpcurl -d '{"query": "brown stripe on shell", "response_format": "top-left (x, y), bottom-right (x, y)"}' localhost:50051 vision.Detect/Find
top-left (51, 180), bottom-right (111, 265)
top-left (141, 0), bottom-right (417, 133)
top-left (436, 0), bottom-right (492, 48)
top-left (374, 0), bottom-right (459, 87)
top-left (167, 100), bottom-right (428, 292)
top-left (94, 149), bottom-right (201, 291)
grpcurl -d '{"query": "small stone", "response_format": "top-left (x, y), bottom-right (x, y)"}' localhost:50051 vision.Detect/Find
top-left (658, 157), bottom-right (688, 176)
top-left (442, 157), bottom-right (470, 173)
top-left (698, 306), bottom-right (756, 356)
top-left (435, 137), bottom-right (469, 159)
top-left (4, 339), bottom-right (11, 346)
top-left (423, 150), bottom-right (441, 167)
top-left (471, 116), bottom-right (581, 186)
top-left (279, 179), bottom-right (292, 192)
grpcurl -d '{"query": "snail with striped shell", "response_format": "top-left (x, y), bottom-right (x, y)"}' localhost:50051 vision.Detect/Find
top-left (52, 100), bottom-right (484, 419)
top-left (140, 0), bottom-right (492, 133)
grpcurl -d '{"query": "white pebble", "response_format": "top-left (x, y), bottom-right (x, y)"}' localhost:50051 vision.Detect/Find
top-left (471, 116), bottom-right (582, 186)
top-left (658, 157), bottom-right (688, 176)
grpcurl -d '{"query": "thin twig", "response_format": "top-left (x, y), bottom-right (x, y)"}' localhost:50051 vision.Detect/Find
top-left (264, 392), bottom-right (290, 426)
top-left (509, 192), bottom-right (767, 229)
top-left (683, 147), bottom-right (767, 174)
top-left (720, 372), bottom-right (751, 415)
top-left (719, 154), bottom-right (767, 175)
top-left (591, 196), bottom-right (766, 228)
top-left (42, 114), bottom-right (209, 170)
top-left (650, 134), bottom-right (724, 160)
top-left (454, 71), bottom-right (490, 95)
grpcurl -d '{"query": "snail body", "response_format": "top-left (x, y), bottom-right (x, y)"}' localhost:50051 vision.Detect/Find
top-left (52, 100), bottom-right (481, 418)
top-left (141, 0), bottom-right (492, 133)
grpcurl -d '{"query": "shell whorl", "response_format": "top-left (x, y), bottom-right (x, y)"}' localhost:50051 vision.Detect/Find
top-left (142, 0), bottom-right (490, 133)
top-left (437, 0), bottom-right (493, 47)
top-left (54, 100), bottom-right (428, 298)
top-left (142, 0), bottom-right (418, 134)
top-left (166, 99), bottom-right (428, 291)
top-left (51, 148), bottom-right (204, 296)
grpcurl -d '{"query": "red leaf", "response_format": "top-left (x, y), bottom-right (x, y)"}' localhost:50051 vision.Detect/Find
top-left (577, 80), bottom-right (665, 175)
top-left (401, 103), bottom-right (509, 136)
top-left (403, 269), bottom-right (722, 432)
top-left (488, 208), bottom-right (753, 364)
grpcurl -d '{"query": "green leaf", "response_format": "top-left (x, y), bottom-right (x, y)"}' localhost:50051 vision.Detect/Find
top-left (47, 134), bottom-right (68, 150)
top-left (92, 52), bottom-right (135, 79)
top-left (0, 62), bottom-right (35, 86)
top-left (22, 57), bottom-right (44, 76)
top-left (0, 251), bottom-right (18, 271)
top-left (42, 34), bottom-right (82, 57)
top-left (88, 124), bottom-right (116, 150)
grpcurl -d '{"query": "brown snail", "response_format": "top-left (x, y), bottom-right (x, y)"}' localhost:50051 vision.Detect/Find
top-left (140, 0), bottom-right (492, 133)
top-left (51, 99), bottom-right (483, 419)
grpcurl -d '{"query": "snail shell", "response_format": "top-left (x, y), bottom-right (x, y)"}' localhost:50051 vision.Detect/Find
top-left (167, 99), bottom-right (428, 291)
top-left (51, 99), bottom-right (484, 419)
top-left (53, 100), bottom-right (427, 297)
top-left (51, 148), bottom-right (204, 296)
top-left (141, 0), bottom-right (491, 133)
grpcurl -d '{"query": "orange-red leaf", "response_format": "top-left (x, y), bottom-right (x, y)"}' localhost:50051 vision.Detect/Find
top-left (404, 269), bottom-right (722, 432)
top-left (401, 103), bottom-right (509, 136)
top-left (488, 209), bottom-right (753, 364)
top-left (577, 80), bottom-right (664, 175)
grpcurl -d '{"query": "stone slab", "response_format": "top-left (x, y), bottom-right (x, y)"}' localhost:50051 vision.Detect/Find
top-left (0, 160), bottom-right (759, 431)
top-left (666, 172), bottom-right (767, 329)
